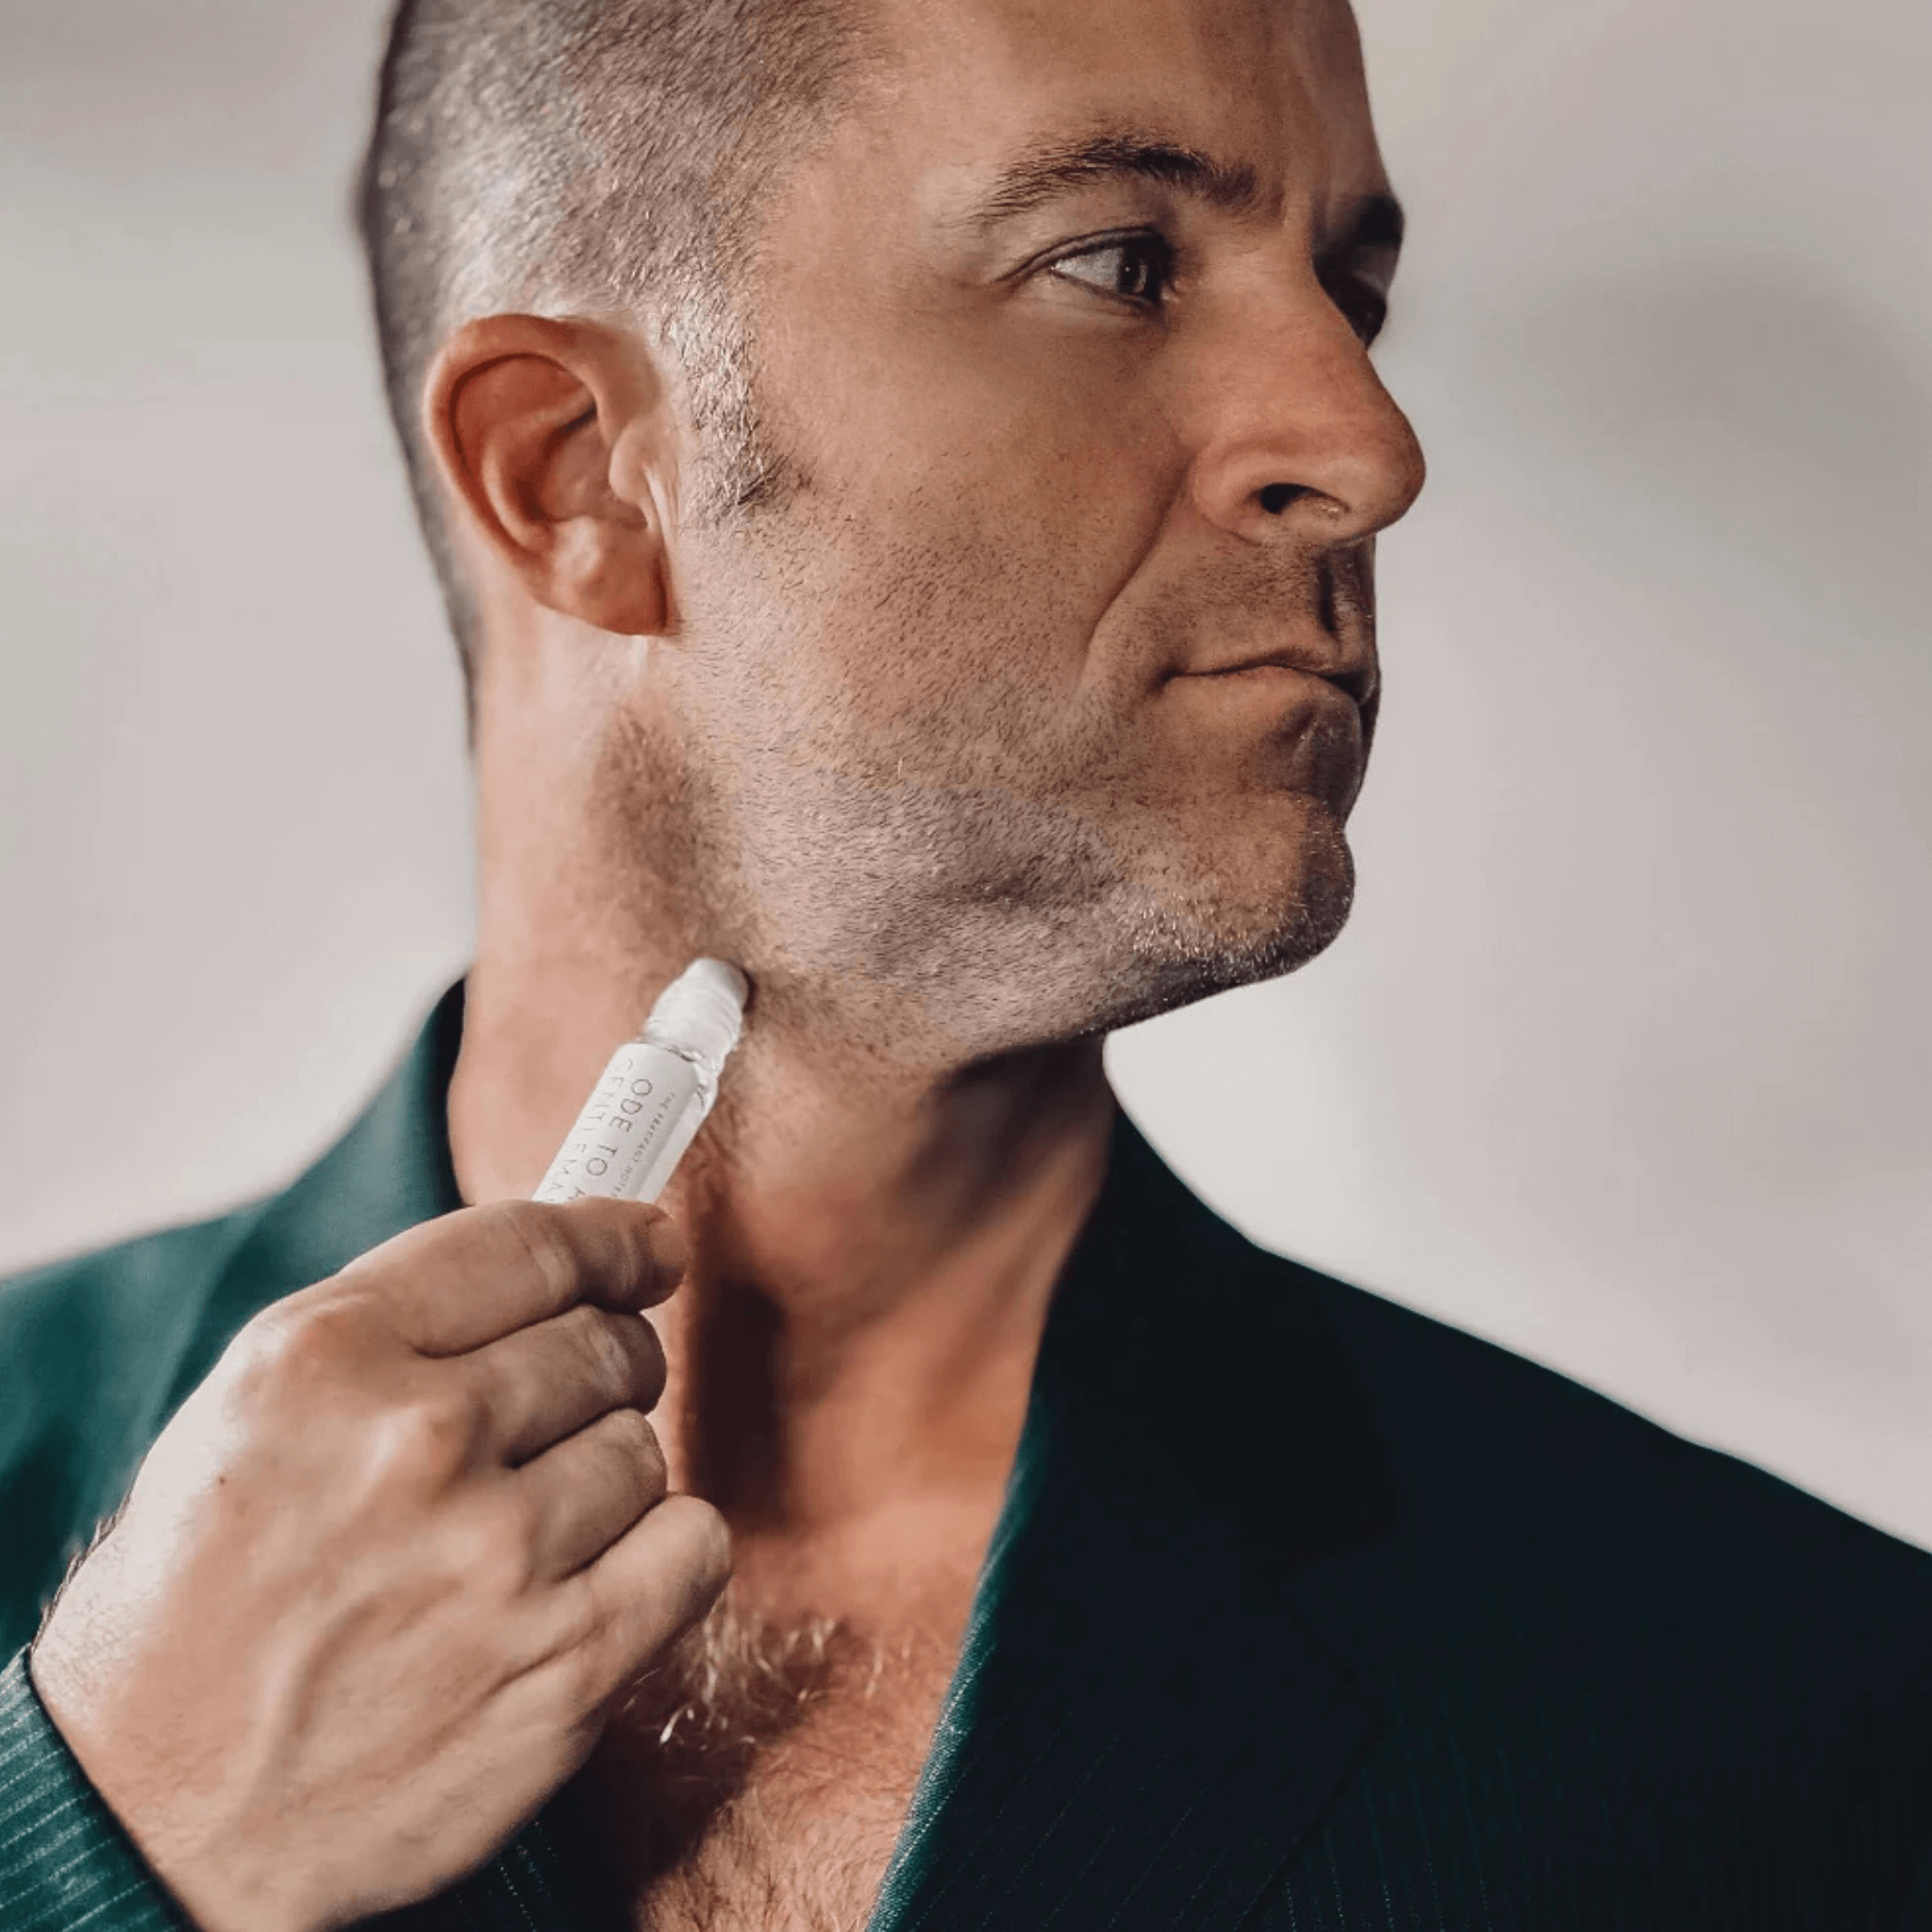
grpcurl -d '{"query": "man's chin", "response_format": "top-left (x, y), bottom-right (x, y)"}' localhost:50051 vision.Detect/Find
top-left (763, 801), bottom-right (1356, 1064)
top-left (1086, 829), bottom-right (1357, 1037)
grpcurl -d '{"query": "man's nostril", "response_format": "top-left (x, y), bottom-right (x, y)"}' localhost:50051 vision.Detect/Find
top-left (1257, 482), bottom-right (1305, 515)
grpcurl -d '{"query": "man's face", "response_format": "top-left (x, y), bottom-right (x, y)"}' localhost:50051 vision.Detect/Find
top-left (649, 0), bottom-right (1424, 1058)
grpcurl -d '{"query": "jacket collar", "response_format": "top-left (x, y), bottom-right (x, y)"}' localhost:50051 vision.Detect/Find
top-left (179, 989), bottom-right (1391, 1929)
top-left (864, 1114), bottom-right (1390, 1932)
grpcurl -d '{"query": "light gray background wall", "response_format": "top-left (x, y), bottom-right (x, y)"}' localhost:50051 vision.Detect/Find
top-left (2, 1), bottom-right (1926, 1538)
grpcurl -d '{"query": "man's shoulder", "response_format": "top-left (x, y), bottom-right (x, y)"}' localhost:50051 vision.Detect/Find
top-left (1178, 1232), bottom-right (1932, 1912)
top-left (1120, 1122), bottom-right (1930, 1594)
top-left (1219, 1229), bottom-right (1932, 1686)
top-left (0, 1207), bottom-right (266, 1655)
top-left (1300, 1251), bottom-right (1925, 1566)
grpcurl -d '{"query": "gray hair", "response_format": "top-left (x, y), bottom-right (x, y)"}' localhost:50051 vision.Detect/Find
top-left (355, 0), bottom-right (860, 687)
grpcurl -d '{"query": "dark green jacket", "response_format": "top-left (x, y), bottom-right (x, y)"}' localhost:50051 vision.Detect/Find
top-left (4, 987), bottom-right (1929, 1930)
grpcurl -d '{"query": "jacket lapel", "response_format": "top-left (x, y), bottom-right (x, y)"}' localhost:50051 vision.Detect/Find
top-left (868, 1117), bottom-right (1392, 1932)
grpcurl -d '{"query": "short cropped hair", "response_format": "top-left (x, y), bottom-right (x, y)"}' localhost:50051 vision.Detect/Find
top-left (356, 0), bottom-right (858, 683)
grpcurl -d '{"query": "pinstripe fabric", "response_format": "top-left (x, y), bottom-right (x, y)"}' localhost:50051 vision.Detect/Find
top-left (864, 1142), bottom-right (1387, 1932)
top-left (860, 1134), bottom-right (1932, 1932)
top-left (1247, 1655), bottom-right (1932, 1931)
top-left (5, 987), bottom-right (1932, 1931)
top-left (0, 1652), bottom-right (187, 1931)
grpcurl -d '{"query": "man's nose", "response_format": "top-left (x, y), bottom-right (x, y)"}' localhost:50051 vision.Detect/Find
top-left (1185, 289), bottom-right (1426, 548)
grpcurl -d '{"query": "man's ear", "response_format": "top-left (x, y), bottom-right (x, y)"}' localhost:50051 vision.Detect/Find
top-left (424, 314), bottom-right (679, 637)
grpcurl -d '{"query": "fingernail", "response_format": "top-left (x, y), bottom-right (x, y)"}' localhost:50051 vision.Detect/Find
top-left (648, 1214), bottom-right (691, 1285)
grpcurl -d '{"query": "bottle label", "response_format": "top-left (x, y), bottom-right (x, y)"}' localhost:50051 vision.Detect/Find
top-left (533, 1042), bottom-right (703, 1206)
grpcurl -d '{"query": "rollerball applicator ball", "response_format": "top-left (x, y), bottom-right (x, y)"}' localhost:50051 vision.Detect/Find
top-left (533, 958), bottom-right (750, 1206)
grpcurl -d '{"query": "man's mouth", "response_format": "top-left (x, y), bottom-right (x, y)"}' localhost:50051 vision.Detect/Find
top-left (1174, 650), bottom-right (1378, 713)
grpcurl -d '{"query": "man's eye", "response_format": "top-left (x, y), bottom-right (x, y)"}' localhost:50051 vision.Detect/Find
top-left (1046, 235), bottom-right (1173, 307)
top-left (1327, 278), bottom-right (1390, 348)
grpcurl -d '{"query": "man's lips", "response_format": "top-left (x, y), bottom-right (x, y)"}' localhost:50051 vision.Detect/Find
top-left (1170, 650), bottom-right (1379, 712)
top-left (1160, 646), bottom-right (1380, 808)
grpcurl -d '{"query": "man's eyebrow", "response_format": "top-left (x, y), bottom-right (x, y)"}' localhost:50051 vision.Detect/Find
top-left (956, 135), bottom-right (1407, 260)
top-left (959, 133), bottom-right (1269, 227)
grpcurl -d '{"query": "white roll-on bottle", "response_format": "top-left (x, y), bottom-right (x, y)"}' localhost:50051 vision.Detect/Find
top-left (533, 958), bottom-right (749, 1207)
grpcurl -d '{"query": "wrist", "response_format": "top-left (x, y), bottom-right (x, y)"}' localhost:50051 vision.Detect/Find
top-left (27, 1644), bottom-right (328, 1932)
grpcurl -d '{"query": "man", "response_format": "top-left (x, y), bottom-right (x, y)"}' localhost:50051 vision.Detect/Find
top-left (2, 0), bottom-right (1927, 1924)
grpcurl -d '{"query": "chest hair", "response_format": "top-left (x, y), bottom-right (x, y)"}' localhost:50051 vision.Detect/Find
top-left (581, 1586), bottom-right (959, 1932)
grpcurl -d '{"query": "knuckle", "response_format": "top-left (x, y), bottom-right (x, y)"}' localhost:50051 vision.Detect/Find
top-left (563, 1307), bottom-right (636, 1398)
top-left (488, 1202), bottom-right (584, 1308)
top-left (600, 1406), bottom-right (665, 1480)
top-left (225, 1294), bottom-right (368, 1401)
top-left (441, 1492), bottom-right (537, 1599)
top-left (365, 1381), bottom-right (486, 1486)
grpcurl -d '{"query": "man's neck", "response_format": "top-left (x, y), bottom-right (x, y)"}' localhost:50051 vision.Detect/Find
top-left (446, 939), bottom-right (1116, 1623)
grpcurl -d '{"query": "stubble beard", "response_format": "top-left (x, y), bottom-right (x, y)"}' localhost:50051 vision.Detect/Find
top-left (606, 331), bottom-right (1362, 1066)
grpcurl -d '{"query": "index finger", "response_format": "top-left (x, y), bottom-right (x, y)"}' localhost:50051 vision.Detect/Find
top-left (329, 1197), bottom-right (689, 1356)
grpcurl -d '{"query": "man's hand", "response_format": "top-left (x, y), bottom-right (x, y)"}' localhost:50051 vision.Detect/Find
top-left (29, 1197), bottom-right (729, 1932)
